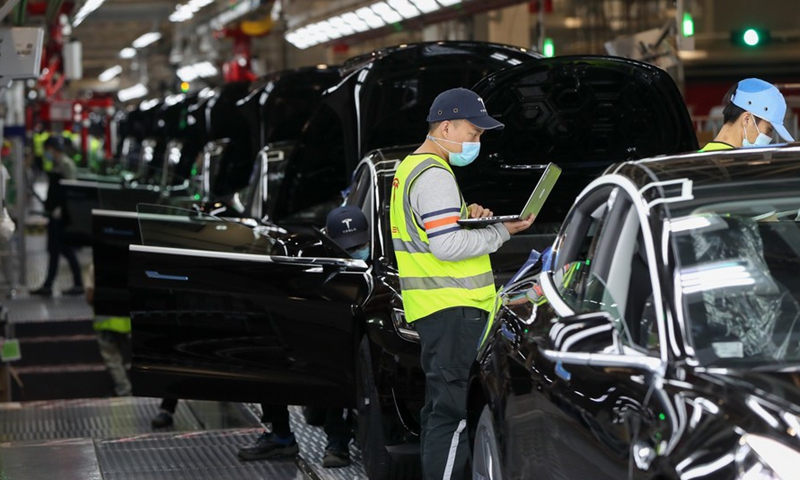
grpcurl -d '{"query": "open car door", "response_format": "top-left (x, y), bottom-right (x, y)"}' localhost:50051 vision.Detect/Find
top-left (128, 205), bottom-right (369, 406)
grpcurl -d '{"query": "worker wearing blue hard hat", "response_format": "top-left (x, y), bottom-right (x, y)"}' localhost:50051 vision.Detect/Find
top-left (701, 78), bottom-right (794, 152)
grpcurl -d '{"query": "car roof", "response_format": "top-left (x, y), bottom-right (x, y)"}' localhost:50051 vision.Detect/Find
top-left (619, 144), bottom-right (800, 189)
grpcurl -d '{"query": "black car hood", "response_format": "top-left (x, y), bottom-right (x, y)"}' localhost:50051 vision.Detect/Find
top-left (701, 368), bottom-right (800, 413)
top-left (459, 56), bottom-right (698, 224)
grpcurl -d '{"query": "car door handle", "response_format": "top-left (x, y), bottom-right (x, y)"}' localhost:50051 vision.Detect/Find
top-left (145, 270), bottom-right (189, 281)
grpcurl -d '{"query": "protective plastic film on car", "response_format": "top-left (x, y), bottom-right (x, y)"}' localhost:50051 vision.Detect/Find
top-left (671, 209), bottom-right (800, 366)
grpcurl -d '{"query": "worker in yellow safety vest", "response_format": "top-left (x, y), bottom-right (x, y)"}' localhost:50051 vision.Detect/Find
top-left (389, 88), bottom-right (533, 480)
top-left (85, 263), bottom-right (132, 397)
top-left (700, 78), bottom-right (794, 152)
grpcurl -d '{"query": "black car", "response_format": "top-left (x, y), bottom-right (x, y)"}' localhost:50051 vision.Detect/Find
top-left (124, 50), bottom-right (697, 480)
top-left (471, 146), bottom-right (800, 480)
top-left (90, 68), bottom-right (339, 317)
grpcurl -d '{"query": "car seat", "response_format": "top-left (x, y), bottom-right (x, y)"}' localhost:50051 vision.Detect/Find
top-left (686, 215), bottom-right (800, 363)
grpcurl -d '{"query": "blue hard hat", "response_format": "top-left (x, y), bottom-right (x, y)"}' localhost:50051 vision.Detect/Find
top-left (732, 78), bottom-right (794, 142)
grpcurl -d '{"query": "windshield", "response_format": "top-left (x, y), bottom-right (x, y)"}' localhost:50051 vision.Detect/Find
top-left (670, 199), bottom-right (800, 368)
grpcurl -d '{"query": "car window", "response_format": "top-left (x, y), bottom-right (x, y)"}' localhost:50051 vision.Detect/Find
top-left (345, 164), bottom-right (374, 222)
top-left (276, 103), bottom-right (349, 226)
top-left (553, 187), bottom-right (659, 353)
top-left (587, 205), bottom-right (659, 353)
top-left (552, 188), bottom-right (616, 311)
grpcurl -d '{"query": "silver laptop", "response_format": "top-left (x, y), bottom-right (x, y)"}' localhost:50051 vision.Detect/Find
top-left (457, 163), bottom-right (562, 226)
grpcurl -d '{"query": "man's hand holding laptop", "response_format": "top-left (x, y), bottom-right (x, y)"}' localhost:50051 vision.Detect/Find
top-left (467, 203), bottom-right (534, 234)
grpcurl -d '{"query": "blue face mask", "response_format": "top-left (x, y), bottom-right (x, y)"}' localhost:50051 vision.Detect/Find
top-left (350, 246), bottom-right (369, 261)
top-left (742, 118), bottom-right (773, 148)
top-left (427, 135), bottom-right (480, 167)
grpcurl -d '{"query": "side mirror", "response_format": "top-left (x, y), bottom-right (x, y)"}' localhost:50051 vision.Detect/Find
top-left (549, 311), bottom-right (619, 354)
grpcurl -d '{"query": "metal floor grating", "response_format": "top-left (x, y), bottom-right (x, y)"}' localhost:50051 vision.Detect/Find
top-left (95, 429), bottom-right (303, 480)
top-left (246, 404), bottom-right (368, 480)
top-left (0, 397), bottom-right (260, 443)
top-left (0, 437), bottom-right (103, 480)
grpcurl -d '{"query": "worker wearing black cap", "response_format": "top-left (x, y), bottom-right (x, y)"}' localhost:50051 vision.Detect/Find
top-left (238, 205), bottom-right (366, 468)
top-left (390, 88), bottom-right (533, 480)
top-left (31, 136), bottom-right (83, 296)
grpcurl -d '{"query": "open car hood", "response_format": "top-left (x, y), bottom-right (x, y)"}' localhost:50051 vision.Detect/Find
top-left (460, 55), bottom-right (698, 224)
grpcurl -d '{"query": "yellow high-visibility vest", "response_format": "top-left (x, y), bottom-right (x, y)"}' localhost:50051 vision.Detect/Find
top-left (33, 131), bottom-right (50, 157)
top-left (389, 153), bottom-right (495, 322)
top-left (93, 316), bottom-right (131, 334)
top-left (699, 141), bottom-right (735, 152)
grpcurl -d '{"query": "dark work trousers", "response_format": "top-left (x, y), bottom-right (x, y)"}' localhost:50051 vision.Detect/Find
top-left (415, 306), bottom-right (488, 480)
top-left (160, 398), bottom-right (179, 414)
top-left (43, 218), bottom-right (82, 288)
top-left (261, 404), bottom-right (352, 445)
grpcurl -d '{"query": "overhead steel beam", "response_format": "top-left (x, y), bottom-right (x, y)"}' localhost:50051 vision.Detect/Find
top-left (79, 3), bottom-right (173, 23)
top-left (45, 0), bottom-right (65, 25)
top-left (0, 0), bottom-right (24, 24)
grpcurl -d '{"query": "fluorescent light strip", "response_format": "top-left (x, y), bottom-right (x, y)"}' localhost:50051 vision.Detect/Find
top-left (372, 2), bottom-right (403, 23)
top-left (388, 0), bottom-right (421, 18)
top-left (73, 0), bottom-right (106, 27)
top-left (177, 61), bottom-right (219, 82)
top-left (118, 83), bottom-right (149, 102)
top-left (284, 0), bottom-right (464, 50)
top-left (132, 32), bottom-right (162, 49)
top-left (119, 47), bottom-right (137, 59)
top-left (98, 65), bottom-right (122, 82)
top-left (170, 0), bottom-right (216, 23)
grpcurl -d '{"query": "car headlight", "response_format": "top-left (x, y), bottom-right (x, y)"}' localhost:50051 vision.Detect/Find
top-left (735, 434), bottom-right (799, 480)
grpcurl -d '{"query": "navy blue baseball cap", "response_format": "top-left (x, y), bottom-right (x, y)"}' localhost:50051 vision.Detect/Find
top-left (326, 206), bottom-right (369, 250)
top-left (426, 88), bottom-right (504, 130)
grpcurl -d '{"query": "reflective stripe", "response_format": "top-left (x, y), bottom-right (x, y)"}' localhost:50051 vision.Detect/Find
top-left (392, 238), bottom-right (430, 254)
top-left (402, 158), bottom-right (446, 246)
top-left (399, 271), bottom-right (495, 291)
top-left (390, 153), bottom-right (496, 321)
top-left (424, 216), bottom-right (459, 230)
top-left (441, 419), bottom-right (467, 480)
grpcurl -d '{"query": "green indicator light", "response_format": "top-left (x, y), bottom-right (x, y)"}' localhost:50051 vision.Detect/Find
top-left (543, 37), bottom-right (555, 58)
top-left (682, 12), bottom-right (694, 37)
top-left (743, 28), bottom-right (760, 46)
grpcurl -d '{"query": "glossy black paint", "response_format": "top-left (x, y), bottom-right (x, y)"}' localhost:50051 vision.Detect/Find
top-left (92, 69), bottom-right (337, 316)
top-left (270, 41), bottom-right (539, 225)
top-left (473, 148), bottom-right (800, 480)
top-left (125, 43), bottom-right (697, 468)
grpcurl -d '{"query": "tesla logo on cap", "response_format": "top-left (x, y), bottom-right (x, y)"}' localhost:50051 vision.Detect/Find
top-left (342, 218), bottom-right (353, 229)
top-left (477, 96), bottom-right (487, 113)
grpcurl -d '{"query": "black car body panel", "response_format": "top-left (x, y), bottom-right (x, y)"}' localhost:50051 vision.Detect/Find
top-left (473, 147), bottom-right (800, 480)
top-left (270, 41), bottom-right (539, 225)
top-left (92, 71), bottom-right (338, 316)
top-left (466, 55), bottom-right (697, 225)
top-left (127, 45), bottom-right (700, 473)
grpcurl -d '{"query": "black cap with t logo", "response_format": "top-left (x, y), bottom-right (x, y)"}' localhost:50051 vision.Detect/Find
top-left (426, 88), bottom-right (504, 130)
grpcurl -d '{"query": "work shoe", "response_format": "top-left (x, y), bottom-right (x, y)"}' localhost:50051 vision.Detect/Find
top-left (151, 411), bottom-right (174, 428)
top-left (322, 440), bottom-right (351, 468)
top-left (238, 431), bottom-right (299, 461)
top-left (63, 286), bottom-right (85, 296)
top-left (30, 286), bottom-right (53, 296)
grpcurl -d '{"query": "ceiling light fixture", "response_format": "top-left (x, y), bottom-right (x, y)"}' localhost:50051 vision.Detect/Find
top-left (118, 83), bottom-right (148, 102)
top-left (177, 61), bottom-right (219, 82)
top-left (285, 1), bottom-right (463, 50)
top-left (169, 0), bottom-right (215, 23)
top-left (132, 32), bottom-right (162, 49)
top-left (73, 0), bottom-right (106, 27)
top-left (98, 65), bottom-right (122, 82)
top-left (119, 47), bottom-right (137, 59)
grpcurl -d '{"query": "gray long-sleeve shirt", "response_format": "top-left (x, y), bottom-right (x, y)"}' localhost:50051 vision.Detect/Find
top-left (409, 166), bottom-right (509, 262)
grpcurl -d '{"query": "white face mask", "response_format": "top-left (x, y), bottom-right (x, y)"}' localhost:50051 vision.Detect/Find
top-left (742, 118), bottom-right (773, 148)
